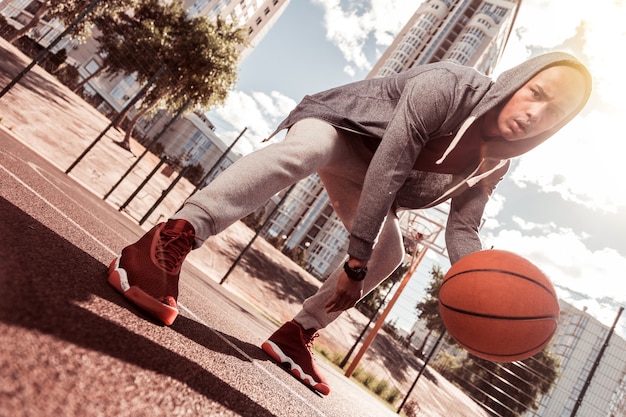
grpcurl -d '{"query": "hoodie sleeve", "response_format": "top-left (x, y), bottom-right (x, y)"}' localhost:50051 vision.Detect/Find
top-left (347, 69), bottom-right (458, 261)
top-left (445, 162), bottom-right (509, 264)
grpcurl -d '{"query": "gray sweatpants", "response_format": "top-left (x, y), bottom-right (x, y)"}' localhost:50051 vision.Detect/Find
top-left (173, 118), bottom-right (404, 330)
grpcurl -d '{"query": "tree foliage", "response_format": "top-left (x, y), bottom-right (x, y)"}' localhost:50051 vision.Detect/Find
top-left (93, 0), bottom-right (246, 149)
top-left (182, 163), bottom-right (205, 186)
top-left (282, 246), bottom-right (308, 269)
top-left (242, 208), bottom-right (267, 232)
top-left (5, 0), bottom-right (138, 43)
top-left (415, 264), bottom-right (446, 334)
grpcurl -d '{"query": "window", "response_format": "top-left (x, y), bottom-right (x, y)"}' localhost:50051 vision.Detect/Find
top-left (182, 130), bottom-right (212, 163)
top-left (110, 75), bottom-right (137, 104)
top-left (84, 59), bottom-right (100, 75)
top-left (189, 0), bottom-right (211, 16)
top-left (24, 0), bottom-right (43, 15)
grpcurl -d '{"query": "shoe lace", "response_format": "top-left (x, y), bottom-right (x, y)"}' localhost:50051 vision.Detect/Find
top-left (303, 331), bottom-right (320, 354)
top-left (155, 226), bottom-right (194, 273)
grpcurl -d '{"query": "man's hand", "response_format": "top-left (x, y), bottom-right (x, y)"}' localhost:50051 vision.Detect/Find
top-left (325, 272), bottom-right (364, 313)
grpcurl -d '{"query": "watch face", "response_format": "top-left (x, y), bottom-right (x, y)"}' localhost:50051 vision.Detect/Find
top-left (354, 269), bottom-right (366, 281)
top-left (344, 262), bottom-right (367, 281)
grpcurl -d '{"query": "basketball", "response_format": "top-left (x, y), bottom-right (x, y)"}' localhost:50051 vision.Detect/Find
top-left (438, 249), bottom-right (559, 362)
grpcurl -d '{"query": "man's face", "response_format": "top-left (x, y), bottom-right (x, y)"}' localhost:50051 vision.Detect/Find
top-left (483, 65), bottom-right (587, 141)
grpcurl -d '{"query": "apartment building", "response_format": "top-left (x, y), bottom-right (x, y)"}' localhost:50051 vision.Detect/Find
top-left (183, 0), bottom-right (291, 61)
top-left (526, 303), bottom-right (626, 416)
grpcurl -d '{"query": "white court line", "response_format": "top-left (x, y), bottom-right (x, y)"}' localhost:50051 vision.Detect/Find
top-left (0, 159), bottom-right (328, 416)
top-left (180, 299), bottom-right (328, 417)
top-left (0, 161), bottom-right (117, 256)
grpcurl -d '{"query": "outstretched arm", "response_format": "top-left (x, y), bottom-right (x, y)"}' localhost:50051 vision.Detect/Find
top-left (349, 70), bottom-right (458, 261)
top-left (445, 163), bottom-right (509, 264)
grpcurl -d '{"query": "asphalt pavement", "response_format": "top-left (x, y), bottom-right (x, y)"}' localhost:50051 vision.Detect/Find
top-left (0, 129), bottom-right (402, 416)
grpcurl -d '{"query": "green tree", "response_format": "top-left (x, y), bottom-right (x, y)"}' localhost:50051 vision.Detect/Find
top-left (54, 62), bottom-right (81, 90)
top-left (93, 0), bottom-right (245, 150)
top-left (182, 163), bottom-right (205, 186)
top-left (413, 264), bottom-right (448, 356)
top-left (5, 0), bottom-right (137, 43)
top-left (283, 246), bottom-right (308, 269)
top-left (415, 264), bottom-right (446, 334)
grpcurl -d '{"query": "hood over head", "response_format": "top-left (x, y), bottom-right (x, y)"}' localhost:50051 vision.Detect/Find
top-left (475, 52), bottom-right (592, 159)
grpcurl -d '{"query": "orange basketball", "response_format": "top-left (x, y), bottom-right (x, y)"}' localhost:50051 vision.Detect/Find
top-left (438, 249), bottom-right (559, 362)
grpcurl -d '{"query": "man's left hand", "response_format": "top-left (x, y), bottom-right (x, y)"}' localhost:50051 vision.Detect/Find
top-left (325, 272), bottom-right (364, 313)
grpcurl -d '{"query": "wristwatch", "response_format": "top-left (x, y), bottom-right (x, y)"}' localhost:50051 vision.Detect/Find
top-left (343, 262), bottom-right (368, 281)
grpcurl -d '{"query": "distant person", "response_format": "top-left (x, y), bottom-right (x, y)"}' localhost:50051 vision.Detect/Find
top-left (107, 52), bottom-right (591, 395)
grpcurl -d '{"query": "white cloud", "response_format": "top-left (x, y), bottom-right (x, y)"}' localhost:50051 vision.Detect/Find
top-left (482, 192), bottom-right (505, 230)
top-left (343, 65), bottom-right (356, 77)
top-left (510, 216), bottom-right (557, 233)
top-left (494, 0), bottom-right (626, 214)
top-left (210, 90), bottom-right (296, 154)
top-left (367, 0), bottom-right (417, 45)
top-left (484, 226), bottom-right (626, 307)
top-left (509, 110), bottom-right (626, 213)
top-left (311, 0), bottom-right (416, 73)
top-left (484, 192), bottom-right (505, 218)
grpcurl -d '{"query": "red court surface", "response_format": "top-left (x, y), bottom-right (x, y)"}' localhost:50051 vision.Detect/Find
top-left (0, 132), bottom-right (405, 417)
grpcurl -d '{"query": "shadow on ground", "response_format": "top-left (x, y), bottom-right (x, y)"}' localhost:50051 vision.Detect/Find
top-left (0, 196), bottom-right (279, 417)
top-left (214, 232), bottom-right (320, 306)
top-left (0, 44), bottom-right (78, 108)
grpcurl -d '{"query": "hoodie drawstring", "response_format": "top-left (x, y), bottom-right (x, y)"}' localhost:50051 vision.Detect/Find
top-left (435, 116), bottom-right (476, 165)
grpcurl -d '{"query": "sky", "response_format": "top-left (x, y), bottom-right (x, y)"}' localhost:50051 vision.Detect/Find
top-left (207, 0), bottom-right (626, 335)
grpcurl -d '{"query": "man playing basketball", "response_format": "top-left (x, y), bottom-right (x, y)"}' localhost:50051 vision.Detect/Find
top-left (107, 52), bottom-right (592, 395)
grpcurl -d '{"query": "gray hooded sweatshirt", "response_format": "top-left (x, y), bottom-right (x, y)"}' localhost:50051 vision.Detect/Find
top-left (268, 52), bottom-right (592, 264)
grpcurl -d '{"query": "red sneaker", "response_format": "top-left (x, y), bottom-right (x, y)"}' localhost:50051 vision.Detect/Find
top-left (261, 320), bottom-right (331, 396)
top-left (108, 219), bottom-right (195, 325)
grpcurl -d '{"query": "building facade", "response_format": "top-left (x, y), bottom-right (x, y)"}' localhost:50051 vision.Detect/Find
top-left (262, 0), bottom-right (520, 280)
top-left (368, 0), bottom-right (519, 78)
top-left (0, 0), bottom-right (71, 51)
top-left (524, 303), bottom-right (626, 417)
top-left (183, 0), bottom-right (291, 61)
top-left (135, 110), bottom-right (242, 182)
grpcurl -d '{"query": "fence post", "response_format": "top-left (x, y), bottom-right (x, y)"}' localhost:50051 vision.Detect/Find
top-left (396, 330), bottom-right (446, 414)
top-left (118, 156), bottom-right (168, 212)
top-left (195, 127), bottom-right (247, 190)
top-left (220, 184), bottom-right (296, 285)
top-left (139, 164), bottom-right (191, 225)
top-left (175, 126), bottom-right (247, 213)
top-left (339, 279), bottom-right (398, 369)
top-left (102, 98), bottom-right (190, 200)
top-left (570, 306), bottom-right (624, 417)
top-left (66, 66), bottom-right (166, 174)
top-left (344, 246), bottom-right (429, 378)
